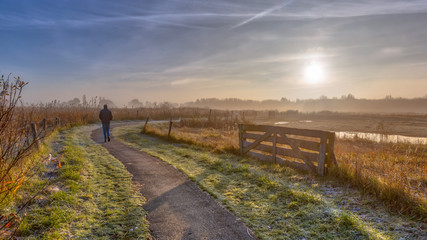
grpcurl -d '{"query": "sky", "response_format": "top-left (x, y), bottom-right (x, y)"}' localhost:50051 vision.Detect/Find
top-left (1, 0), bottom-right (427, 106)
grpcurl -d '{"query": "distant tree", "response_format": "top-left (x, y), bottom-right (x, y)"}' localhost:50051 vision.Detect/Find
top-left (67, 97), bottom-right (81, 107)
top-left (145, 101), bottom-right (159, 108)
top-left (98, 97), bottom-right (117, 108)
top-left (341, 94), bottom-right (355, 100)
top-left (160, 101), bottom-right (178, 109)
top-left (128, 99), bottom-right (143, 108)
top-left (82, 94), bottom-right (88, 107)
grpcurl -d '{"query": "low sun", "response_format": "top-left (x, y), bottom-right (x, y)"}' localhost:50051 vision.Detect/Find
top-left (304, 62), bottom-right (325, 84)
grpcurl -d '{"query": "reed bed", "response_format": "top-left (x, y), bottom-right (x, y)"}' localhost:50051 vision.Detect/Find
top-left (332, 139), bottom-right (427, 220)
top-left (1, 73), bottom-right (426, 235)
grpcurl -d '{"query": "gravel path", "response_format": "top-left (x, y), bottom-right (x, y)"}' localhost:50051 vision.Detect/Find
top-left (91, 125), bottom-right (256, 240)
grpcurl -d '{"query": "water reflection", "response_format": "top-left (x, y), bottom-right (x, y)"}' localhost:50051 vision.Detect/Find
top-left (335, 132), bottom-right (427, 144)
top-left (274, 120), bottom-right (312, 125)
top-left (273, 120), bottom-right (427, 144)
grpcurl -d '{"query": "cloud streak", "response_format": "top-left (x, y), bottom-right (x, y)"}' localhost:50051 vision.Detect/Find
top-left (3, 1), bottom-right (427, 30)
top-left (2, 0), bottom-right (427, 104)
top-left (230, 0), bottom-right (293, 29)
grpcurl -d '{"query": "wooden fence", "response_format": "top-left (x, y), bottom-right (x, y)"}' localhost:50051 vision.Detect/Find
top-left (238, 124), bottom-right (337, 176)
top-left (25, 118), bottom-right (63, 147)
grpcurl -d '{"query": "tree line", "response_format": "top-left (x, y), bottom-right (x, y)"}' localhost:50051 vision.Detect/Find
top-left (184, 95), bottom-right (427, 113)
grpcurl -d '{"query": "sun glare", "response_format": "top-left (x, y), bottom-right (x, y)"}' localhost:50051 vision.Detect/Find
top-left (304, 62), bottom-right (325, 84)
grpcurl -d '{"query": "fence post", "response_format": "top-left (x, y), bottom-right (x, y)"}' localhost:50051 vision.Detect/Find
top-left (272, 132), bottom-right (277, 164)
top-left (327, 132), bottom-right (337, 165)
top-left (143, 116), bottom-right (149, 133)
top-left (318, 138), bottom-right (327, 176)
top-left (42, 118), bottom-right (46, 131)
top-left (238, 124), bottom-right (243, 155)
top-left (168, 117), bottom-right (173, 138)
top-left (55, 117), bottom-right (60, 127)
top-left (31, 122), bottom-right (39, 148)
top-left (25, 122), bottom-right (30, 144)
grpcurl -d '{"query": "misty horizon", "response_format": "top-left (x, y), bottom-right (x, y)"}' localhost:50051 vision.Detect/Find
top-left (33, 94), bottom-right (427, 114)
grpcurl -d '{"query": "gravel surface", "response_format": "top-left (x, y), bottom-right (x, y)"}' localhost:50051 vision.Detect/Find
top-left (91, 125), bottom-right (256, 240)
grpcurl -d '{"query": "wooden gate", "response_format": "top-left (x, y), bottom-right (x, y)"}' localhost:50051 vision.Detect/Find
top-left (238, 124), bottom-right (337, 176)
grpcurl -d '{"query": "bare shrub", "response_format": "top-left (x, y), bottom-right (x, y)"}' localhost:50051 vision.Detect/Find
top-left (0, 75), bottom-right (45, 232)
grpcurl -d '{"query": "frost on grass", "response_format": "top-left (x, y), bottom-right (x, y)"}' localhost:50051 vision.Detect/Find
top-left (114, 125), bottom-right (427, 240)
top-left (18, 126), bottom-right (150, 239)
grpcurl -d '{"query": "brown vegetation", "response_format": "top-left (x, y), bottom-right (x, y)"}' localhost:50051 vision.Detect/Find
top-left (1, 74), bottom-right (426, 236)
top-left (0, 75), bottom-right (42, 234)
top-left (143, 118), bottom-right (427, 221)
top-left (332, 139), bottom-right (427, 220)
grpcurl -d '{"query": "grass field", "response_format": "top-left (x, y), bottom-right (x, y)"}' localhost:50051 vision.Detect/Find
top-left (332, 139), bottom-right (427, 219)
top-left (2, 104), bottom-right (426, 239)
top-left (114, 124), bottom-right (427, 239)
top-left (7, 126), bottom-right (150, 239)
top-left (141, 121), bottom-right (427, 220)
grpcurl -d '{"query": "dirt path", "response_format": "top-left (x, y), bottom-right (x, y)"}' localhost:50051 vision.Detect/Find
top-left (91, 125), bottom-right (256, 240)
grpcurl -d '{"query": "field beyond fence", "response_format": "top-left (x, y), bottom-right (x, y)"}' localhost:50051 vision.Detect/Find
top-left (142, 119), bottom-right (427, 220)
top-left (1, 88), bottom-right (427, 236)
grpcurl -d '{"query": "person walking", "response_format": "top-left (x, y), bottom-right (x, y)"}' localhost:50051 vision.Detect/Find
top-left (99, 104), bottom-right (113, 142)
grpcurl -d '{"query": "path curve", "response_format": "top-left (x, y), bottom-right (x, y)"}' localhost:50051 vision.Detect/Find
top-left (91, 124), bottom-right (256, 240)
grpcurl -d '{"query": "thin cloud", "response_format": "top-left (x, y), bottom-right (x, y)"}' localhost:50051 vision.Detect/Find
top-left (270, 1), bottom-right (427, 19)
top-left (171, 79), bottom-right (192, 86)
top-left (3, 1), bottom-right (427, 30)
top-left (381, 47), bottom-right (403, 55)
top-left (230, 0), bottom-right (293, 29)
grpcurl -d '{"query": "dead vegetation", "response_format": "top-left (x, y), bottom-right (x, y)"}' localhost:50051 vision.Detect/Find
top-left (0, 75), bottom-right (43, 235)
top-left (1, 74), bottom-right (426, 237)
top-left (142, 118), bottom-right (427, 221)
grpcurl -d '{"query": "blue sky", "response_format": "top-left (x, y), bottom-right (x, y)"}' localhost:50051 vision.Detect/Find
top-left (1, 0), bottom-right (427, 105)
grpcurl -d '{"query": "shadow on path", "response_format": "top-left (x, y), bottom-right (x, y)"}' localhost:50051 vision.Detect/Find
top-left (91, 125), bottom-right (256, 240)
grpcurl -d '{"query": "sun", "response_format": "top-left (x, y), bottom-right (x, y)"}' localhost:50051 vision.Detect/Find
top-left (304, 62), bottom-right (325, 84)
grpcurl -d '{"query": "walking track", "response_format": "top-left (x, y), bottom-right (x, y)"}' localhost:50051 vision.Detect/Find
top-left (91, 125), bottom-right (256, 240)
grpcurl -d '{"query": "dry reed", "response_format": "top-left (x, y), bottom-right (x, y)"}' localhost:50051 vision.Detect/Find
top-left (143, 121), bottom-right (427, 220)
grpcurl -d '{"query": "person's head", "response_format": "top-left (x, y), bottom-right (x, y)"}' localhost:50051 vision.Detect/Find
top-left (103, 104), bottom-right (108, 109)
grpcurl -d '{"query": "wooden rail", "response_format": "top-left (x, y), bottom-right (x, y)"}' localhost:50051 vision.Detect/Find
top-left (238, 124), bottom-right (337, 176)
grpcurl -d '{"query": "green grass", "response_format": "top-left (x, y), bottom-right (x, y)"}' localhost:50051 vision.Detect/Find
top-left (143, 123), bottom-right (427, 221)
top-left (113, 125), bottom-right (417, 240)
top-left (17, 126), bottom-right (150, 239)
top-left (0, 130), bottom-right (58, 238)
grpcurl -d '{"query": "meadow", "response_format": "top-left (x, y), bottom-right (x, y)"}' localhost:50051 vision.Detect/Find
top-left (140, 117), bottom-right (427, 221)
top-left (114, 124), bottom-right (427, 239)
top-left (1, 75), bottom-right (426, 238)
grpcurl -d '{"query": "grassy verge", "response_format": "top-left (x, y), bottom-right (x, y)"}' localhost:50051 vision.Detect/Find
top-left (16, 125), bottom-right (150, 239)
top-left (332, 139), bottom-right (427, 221)
top-left (143, 123), bottom-right (239, 154)
top-left (0, 130), bottom-right (58, 238)
top-left (143, 123), bottom-right (427, 221)
top-left (114, 125), bottom-right (426, 240)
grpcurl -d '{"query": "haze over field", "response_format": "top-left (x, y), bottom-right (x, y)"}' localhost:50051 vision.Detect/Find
top-left (1, 0), bottom-right (427, 106)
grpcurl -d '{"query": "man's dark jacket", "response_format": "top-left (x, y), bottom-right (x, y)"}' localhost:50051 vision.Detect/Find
top-left (99, 108), bottom-right (113, 125)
